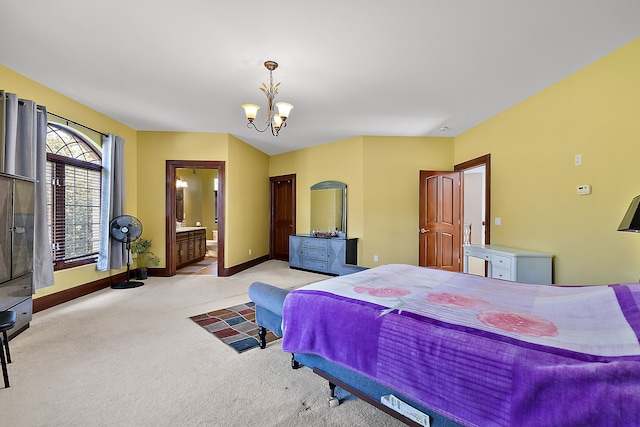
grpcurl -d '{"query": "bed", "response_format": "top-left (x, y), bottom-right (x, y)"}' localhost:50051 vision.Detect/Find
top-left (249, 264), bottom-right (640, 426)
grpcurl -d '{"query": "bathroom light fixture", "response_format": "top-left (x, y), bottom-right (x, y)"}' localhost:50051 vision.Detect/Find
top-left (176, 178), bottom-right (188, 188)
top-left (242, 61), bottom-right (293, 137)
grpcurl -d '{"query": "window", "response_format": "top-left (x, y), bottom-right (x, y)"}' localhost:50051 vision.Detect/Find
top-left (46, 123), bottom-right (102, 270)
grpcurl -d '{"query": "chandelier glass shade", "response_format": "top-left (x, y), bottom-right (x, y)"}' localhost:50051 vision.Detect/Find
top-left (242, 61), bottom-right (293, 136)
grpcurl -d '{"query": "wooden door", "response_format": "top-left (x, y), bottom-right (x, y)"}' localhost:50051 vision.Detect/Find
top-left (270, 175), bottom-right (296, 261)
top-left (419, 171), bottom-right (461, 271)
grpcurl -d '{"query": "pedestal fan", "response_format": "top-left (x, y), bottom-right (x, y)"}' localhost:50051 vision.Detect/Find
top-left (109, 215), bottom-right (144, 289)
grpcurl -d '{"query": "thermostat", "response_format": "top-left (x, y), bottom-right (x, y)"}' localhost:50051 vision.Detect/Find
top-left (577, 185), bottom-right (592, 195)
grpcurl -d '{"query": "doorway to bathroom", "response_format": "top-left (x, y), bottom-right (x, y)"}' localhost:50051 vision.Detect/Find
top-left (166, 160), bottom-right (225, 277)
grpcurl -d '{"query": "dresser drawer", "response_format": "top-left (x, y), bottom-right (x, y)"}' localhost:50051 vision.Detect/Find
top-left (302, 238), bottom-right (328, 249)
top-left (303, 258), bottom-right (328, 273)
top-left (7, 297), bottom-right (32, 338)
top-left (491, 266), bottom-right (512, 281)
top-left (303, 247), bottom-right (327, 260)
top-left (465, 248), bottom-right (490, 261)
top-left (491, 254), bottom-right (512, 270)
top-left (0, 273), bottom-right (32, 310)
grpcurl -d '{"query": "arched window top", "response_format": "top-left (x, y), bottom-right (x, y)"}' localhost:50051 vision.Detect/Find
top-left (46, 122), bottom-right (101, 164)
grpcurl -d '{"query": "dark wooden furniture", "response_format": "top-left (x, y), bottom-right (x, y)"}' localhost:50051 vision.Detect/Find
top-left (175, 228), bottom-right (207, 269)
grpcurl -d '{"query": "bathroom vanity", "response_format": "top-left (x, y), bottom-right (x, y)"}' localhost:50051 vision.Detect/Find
top-left (175, 227), bottom-right (207, 269)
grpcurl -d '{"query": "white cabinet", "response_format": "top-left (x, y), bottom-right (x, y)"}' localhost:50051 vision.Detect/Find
top-left (463, 244), bottom-right (553, 284)
top-left (289, 235), bottom-right (358, 275)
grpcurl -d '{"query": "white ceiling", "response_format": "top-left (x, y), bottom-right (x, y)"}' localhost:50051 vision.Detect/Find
top-left (2, 1), bottom-right (639, 155)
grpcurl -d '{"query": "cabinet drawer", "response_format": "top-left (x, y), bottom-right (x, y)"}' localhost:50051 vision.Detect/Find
top-left (491, 266), bottom-right (512, 281)
top-left (303, 258), bottom-right (328, 272)
top-left (491, 254), bottom-right (512, 269)
top-left (8, 297), bottom-right (32, 338)
top-left (0, 273), bottom-right (32, 310)
top-left (303, 247), bottom-right (327, 260)
top-left (465, 248), bottom-right (490, 261)
top-left (302, 238), bottom-right (328, 249)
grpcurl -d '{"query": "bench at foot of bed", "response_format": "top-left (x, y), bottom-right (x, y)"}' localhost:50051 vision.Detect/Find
top-left (248, 281), bottom-right (289, 349)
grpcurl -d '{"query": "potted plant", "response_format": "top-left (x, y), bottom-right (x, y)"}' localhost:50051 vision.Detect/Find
top-left (130, 237), bottom-right (160, 280)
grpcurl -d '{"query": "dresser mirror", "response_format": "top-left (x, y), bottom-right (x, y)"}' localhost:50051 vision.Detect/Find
top-left (310, 181), bottom-right (347, 235)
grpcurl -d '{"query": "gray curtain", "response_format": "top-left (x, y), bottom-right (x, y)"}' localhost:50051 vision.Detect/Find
top-left (1, 91), bottom-right (55, 290)
top-left (97, 134), bottom-right (126, 271)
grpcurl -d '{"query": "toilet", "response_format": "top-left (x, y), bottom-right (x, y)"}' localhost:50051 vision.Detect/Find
top-left (206, 230), bottom-right (218, 257)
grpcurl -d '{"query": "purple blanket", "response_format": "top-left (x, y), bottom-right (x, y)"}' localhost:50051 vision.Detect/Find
top-left (282, 264), bottom-right (640, 427)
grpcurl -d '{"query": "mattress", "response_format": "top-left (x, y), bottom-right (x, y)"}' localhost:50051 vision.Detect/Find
top-left (282, 264), bottom-right (640, 426)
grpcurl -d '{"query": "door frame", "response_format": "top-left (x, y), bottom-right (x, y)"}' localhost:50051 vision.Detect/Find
top-left (166, 160), bottom-right (225, 277)
top-left (454, 154), bottom-right (491, 246)
top-left (269, 174), bottom-right (296, 260)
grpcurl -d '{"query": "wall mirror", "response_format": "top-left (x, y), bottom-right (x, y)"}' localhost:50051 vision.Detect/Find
top-left (175, 177), bottom-right (187, 222)
top-left (310, 181), bottom-right (347, 235)
top-left (175, 169), bottom-right (219, 227)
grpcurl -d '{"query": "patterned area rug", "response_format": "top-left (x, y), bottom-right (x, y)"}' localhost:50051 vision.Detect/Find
top-left (190, 302), bottom-right (279, 353)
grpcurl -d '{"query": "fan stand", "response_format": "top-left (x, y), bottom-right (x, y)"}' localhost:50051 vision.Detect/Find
top-left (111, 239), bottom-right (144, 289)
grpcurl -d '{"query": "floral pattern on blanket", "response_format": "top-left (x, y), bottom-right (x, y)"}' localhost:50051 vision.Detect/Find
top-left (428, 292), bottom-right (490, 309)
top-left (477, 309), bottom-right (559, 337)
top-left (297, 264), bottom-right (640, 357)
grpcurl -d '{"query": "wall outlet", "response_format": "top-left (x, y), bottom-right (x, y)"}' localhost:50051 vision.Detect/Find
top-left (495, 217), bottom-right (502, 226)
top-left (575, 154), bottom-right (582, 166)
top-left (374, 255), bottom-right (379, 263)
top-left (249, 249), bottom-right (252, 255)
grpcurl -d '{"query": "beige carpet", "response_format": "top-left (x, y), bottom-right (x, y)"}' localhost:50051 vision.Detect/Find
top-left (0, 260), bottom-right (406, 426)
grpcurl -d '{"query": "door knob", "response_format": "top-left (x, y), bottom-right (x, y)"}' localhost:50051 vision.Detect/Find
top-left (420, 228), bottom-right (430, 233)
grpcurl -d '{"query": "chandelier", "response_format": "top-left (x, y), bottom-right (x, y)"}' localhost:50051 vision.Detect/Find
top-left (242, 61), bottom-right (293, 136)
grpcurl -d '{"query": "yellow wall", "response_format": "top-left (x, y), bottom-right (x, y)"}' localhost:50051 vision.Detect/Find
top-left (136, 132), bottom-right (226, 267)
top-left (270, 136), bottom-right (455, 267)
top-left (1, 65), bottom-right (139, 298)
top-left (455, 38), bottom-right (640, 284)
top-left (136, 132), bottom-right (269, 269)
top-left (270, 137), bottom-right (366, 262)
top-left (226, 134), bottom-right (271, 266)
top-left (362, 136), bottom-right (454, 266)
